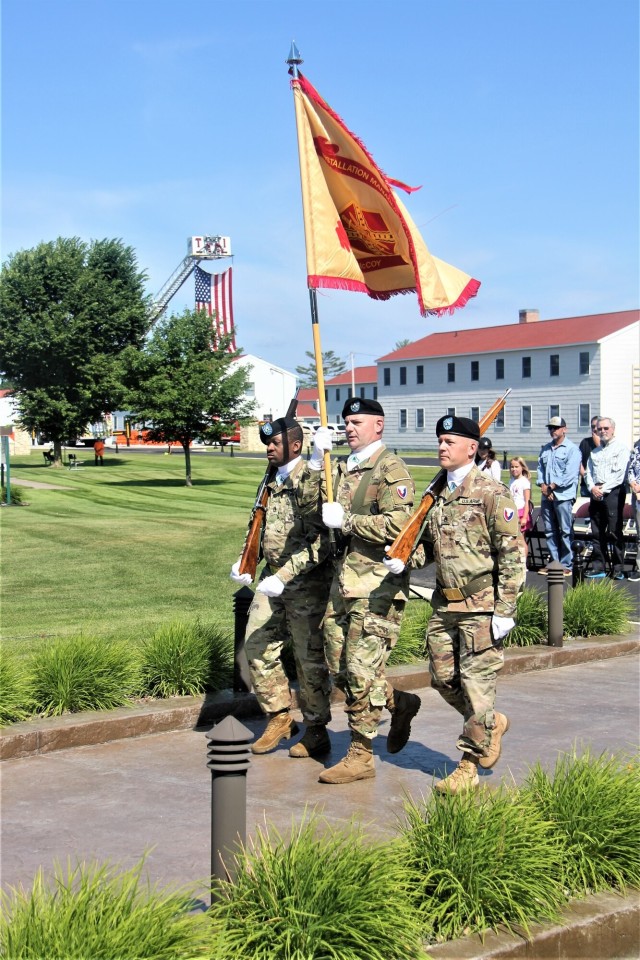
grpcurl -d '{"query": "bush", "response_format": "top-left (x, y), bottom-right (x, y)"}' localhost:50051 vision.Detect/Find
top-left (31, 634), bottom-right (140, 716)
top-left (563, 580), bottom-right (632, 637)
top-left (522, 748), bottom-right (640, 895)
top-left (390, 598), bottom-right (432, 665)
top-left (1, 484), bottom-right (26, 505)
top-left (0, 651), bottom-right (34, 724)
top-left (140, 618), bottom-right (233, 698)
top-left (0, 858), bottom-right (209, 960)
top-left (504, 586), bottom-right (548, 647)
top-left (400, 787), bottom-right (565, 942)
top-left (210, 815), bottom-right (427, 960)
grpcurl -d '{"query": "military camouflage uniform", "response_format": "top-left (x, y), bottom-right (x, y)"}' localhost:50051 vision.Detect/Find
top-left (245, 461), bottom-right (332, 725)
top-left (322, 447), bottom-right (417, 739)
top-left (422, 466), bottom-right (525, 758)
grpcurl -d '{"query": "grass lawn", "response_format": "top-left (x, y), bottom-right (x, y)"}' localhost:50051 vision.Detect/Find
top-left (2, 452), bottom-right (438, 651)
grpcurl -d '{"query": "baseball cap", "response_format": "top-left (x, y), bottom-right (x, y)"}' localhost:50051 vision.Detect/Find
top-left (546, 417), bottom-right (566, 428)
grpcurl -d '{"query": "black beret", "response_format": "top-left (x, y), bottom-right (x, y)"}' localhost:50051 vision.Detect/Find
top-left (259, 416), bottom-right (300, 444)
top-left (341, 397), bottom-right (385, 419)
top-left (477, 437), bottom-right (492, 450)
top-left (436, 415), bottom-right (480, 441)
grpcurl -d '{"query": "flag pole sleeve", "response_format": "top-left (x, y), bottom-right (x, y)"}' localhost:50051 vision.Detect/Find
top-left (309, 289), bottom-right (334, 503)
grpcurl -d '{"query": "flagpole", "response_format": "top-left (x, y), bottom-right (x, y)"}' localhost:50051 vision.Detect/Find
top-left (288, 41), bottom-right (334, 503)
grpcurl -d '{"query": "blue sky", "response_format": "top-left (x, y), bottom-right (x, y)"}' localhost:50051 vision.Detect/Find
top-left (2, 0), bottom-right (638, 375)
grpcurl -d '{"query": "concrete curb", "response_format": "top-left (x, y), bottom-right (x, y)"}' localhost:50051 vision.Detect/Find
top-left (427, 889), bottom-right (639, 959)
top-left (1, 634), bottom-right (638, 762)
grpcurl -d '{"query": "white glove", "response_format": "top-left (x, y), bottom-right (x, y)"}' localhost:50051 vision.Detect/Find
top-left (383, 546), bottom-right (406, 576)
top-left (322, 502), bottom-right (345, 529)
top-left (491, 615), bottom-right (515, 641)
top-left (309, 426), bottom-right (333, 470)
top-left (257, 574), bottom-right (285, 597)
top-left (230, 561), bottom-right (252, 586)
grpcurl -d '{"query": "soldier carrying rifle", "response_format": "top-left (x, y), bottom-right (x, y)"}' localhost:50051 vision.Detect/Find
top-left (230, 417), bottom-right (334, 759)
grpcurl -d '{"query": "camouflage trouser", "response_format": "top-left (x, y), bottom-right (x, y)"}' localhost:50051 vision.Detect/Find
top-left (426, 609), bottom-right (504, 758)
top-left (244, 572), bottom-right (332, 725)
top-left (323, 585), bottom-right (404, 739)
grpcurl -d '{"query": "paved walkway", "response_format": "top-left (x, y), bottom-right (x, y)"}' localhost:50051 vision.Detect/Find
top-left (2, 655), bottom-right (638, 901)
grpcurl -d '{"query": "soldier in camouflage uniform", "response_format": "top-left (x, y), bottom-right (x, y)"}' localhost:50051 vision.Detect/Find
top-left (230, 418), bottom-right (333, 759)
top-left (314, 398), bottom-right (423, 784)
top-left (415, 414), bottom-right (524, 794)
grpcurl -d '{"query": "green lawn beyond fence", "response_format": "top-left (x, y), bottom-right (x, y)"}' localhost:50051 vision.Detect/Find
top-left (1, 452), bottom-right (438, 649)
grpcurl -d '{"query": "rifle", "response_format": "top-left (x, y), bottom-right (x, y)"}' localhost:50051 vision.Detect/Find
top-left (386, 389), bottom-right (512, 565)
top-left (237, 391), bottom-right (299, 580)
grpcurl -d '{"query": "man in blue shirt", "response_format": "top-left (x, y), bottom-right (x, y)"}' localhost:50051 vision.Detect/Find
top-left (536, 417), bottom-right (581, 575)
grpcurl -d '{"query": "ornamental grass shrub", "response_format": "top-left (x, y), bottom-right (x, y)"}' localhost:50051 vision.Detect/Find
top-left (504, 586), bottom-right (548, 647)
top-left (400, 786), bottom-right (565, 943)
top-left (390, 598), bottom-right (432, 665)
top-left (0, 858), bottom-right (209, 960)
top-left (30, 634), bottom-right (140, 716)
top-left (0, 651), bottom-right (34, 725)
top-left (139, 618), bottom-right (233, 698)
top-left (562, 579), bottom-right (632, 637)
top-left (209, 815), bottom-right (427, 960)
top-left (522, 748), bottom-right (640, 895)
top-left (1, 484), bottom-right (26, 505)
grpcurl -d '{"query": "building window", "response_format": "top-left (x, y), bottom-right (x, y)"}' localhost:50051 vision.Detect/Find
top-left (416, 365), bottom-right (424, 384)
top-left (550, 354), bottom-right (560, 376)
top-left (324, 389), bottom-right (328, 402)
top-left (399, 366), bottom-right (407, 386)
top-left (495, 407), bottom-right (505, 428)
top-left (579, 352), bottom-right (590, 375)
top-left (336, 388), bottom-right (340, 401)
top-left (578, 404), bottom-right (591, 428)
top-left (496, 358), bottom-right (505, 380)
top-left (549, 404), bottom-right (560, 421)
top-left (471, 360), bottom-right (479, 381)
top-left (521, 405), bottom-right (532, 429)
top-left (347, 387), bottom-right (353, 399)
top-left (416, 408), bottom-right (424, 429)
top-left (470, 406), bottom-right (480, 422)
top-left (359, 387), bottom-right (365, 398)
top-left (399, 409), bottom-right (407, 430)
top-left (447, 362), bottom-right (455, 383)
top-left (373, 386), bottom-right (378, 399)
top-left (245, 382), bottom-right (255, 397)
top-left (446, 407), bottom-right (456, 417)
top-left (522, 356), bottom-right (531, 378)
top-left (383, 367), bottom-right (391, 386)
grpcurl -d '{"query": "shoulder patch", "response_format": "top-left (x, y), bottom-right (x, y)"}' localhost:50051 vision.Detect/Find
top-left (383, 463), bottom-right (412, 485)
top-left (495, 495), bottom-right (520, 535)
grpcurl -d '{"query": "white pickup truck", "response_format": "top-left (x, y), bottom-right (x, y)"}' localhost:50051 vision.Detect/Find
top-left (302, 422), bottom-right (347, 444)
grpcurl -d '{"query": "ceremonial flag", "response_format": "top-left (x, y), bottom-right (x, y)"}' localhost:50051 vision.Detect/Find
top-left (195, 265), bottom-right (236, 351)
top-left (291, 72), bottom-right (480, 317)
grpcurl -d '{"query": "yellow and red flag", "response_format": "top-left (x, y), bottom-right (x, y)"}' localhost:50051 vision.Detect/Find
top-left (292, 72), bottom-right (480, 317)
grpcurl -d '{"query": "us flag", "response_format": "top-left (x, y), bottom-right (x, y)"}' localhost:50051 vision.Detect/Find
top-left (194, 265), bottom-right (236, 351)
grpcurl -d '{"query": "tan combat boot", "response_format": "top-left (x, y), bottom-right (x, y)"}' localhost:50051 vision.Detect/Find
top-left (387, 690), bottom-right (421, 754)
top-left (434, 756), bottom-right (480, 795)
top-left (289, 724), bottom-right (331, 758)
top-left (318, 731), bottom-right (375, 784)
top-left (251, 711), bottom-right (299, 755)
top-left (479, 712), bottom-right (510, 769)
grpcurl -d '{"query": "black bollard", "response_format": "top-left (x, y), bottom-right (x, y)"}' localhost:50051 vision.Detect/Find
top-left (572, 542), bottom-right (586, 587)
top-left (546, 561), bottom-right (564, 647)
top-left (206, 715), bottom-right (253, 901)
top-left (503, 450), bottom-right (509, 469)
top-left (230, 444), bottom-right (234, 457)
top-left (233, 587), bottom-right (253, 693)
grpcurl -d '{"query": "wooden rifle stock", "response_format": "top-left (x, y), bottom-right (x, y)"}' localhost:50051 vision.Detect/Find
top-left (238, 467), bottom-right (275, 580)
top-left (386, 389), bottom-right (512, 564)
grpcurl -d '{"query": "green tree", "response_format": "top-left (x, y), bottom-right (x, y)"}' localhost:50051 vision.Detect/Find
top-left (394, 338), bottom-right (412, 349)
top-left (295, 350), bottom-right (346, 388)
top-left (0, 237), bottom-right (150, 464)
top-left (122, 308), bottom-right (254, 486)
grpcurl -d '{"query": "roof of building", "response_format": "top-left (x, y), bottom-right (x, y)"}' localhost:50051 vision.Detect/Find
top-left (296, 402), bottom-right (320, 419)
top-left (377, 309), bottom-right (639, 362)
top-left (325, 365), bottom-right (378, 386)
top-left (297, 387), bottom-right (319, 403)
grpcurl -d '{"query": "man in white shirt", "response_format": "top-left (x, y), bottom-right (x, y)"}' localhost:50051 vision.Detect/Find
top-left (585, 417), bottom-right (630, 579)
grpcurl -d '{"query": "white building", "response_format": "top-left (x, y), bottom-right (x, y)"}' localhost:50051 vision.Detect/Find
top-left (231, 354), bottom-right (297, 422)
top-left (376, 309), bottom-right (639, 454)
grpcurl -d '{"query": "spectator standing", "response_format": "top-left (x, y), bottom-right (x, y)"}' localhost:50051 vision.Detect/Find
top-left (578, 417), bottom-right (600, 498)
top-left (509, 457), bottom-right (533, 559)
top-left (585, 417), bottom-right (630, 580)
top-left (536, 417), bottom-right (581, 576)
top-left (627, 439), bottom-right (640, 582)
top-left (94, 438), bottom-right (105, 465)
top-left (476, 437), bottom-right (502, 483)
